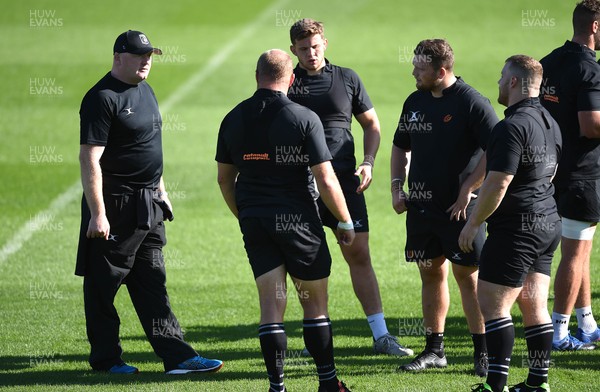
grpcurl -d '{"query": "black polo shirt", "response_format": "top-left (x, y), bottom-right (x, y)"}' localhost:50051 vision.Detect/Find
top-left (288, 59), bottom-right (373, 172)
top-left (540, 40), bottom-right (600, 186)
top-left (80, 72), bottom-right (163, 188)
top-left (215, 89), bottom-right (332, 219)
top-left (486, 97), bottom-right (562, 225)
top-left (393, 78), bottom-right (499, 219)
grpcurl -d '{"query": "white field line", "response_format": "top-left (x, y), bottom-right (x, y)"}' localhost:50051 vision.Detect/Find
top-left (0, 0), bottom-right (288, 265)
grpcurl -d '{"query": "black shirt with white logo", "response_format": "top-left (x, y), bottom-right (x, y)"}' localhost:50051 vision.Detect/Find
top-left (80, 72), bottom-right (163, 188)
top-left (215, 89), bottom-right (332, 219)
top-left (393, 78), bottom-right (498, 219)
top-left (288, 60), bottom-right (372, 173)
top-left (540, 40), bottom-right (600, 186)
top-left (486, 97), bottom-right (562, 226)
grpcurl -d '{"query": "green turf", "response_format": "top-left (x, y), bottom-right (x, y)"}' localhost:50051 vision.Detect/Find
top-left (1, 0), bottom-right (599, 390)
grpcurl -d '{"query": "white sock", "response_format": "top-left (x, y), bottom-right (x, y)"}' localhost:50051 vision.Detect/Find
top-left (576, 306), bottom-right (598, 334)
top-left (367, 312), bottom-right (388, 340)
top-left (552, 312), bottom-right (570, 342)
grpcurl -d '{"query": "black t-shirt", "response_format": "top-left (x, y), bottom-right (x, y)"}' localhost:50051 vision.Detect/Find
top-left (393, 78), bottom-right (499, 219)
top-left (288, 59), bottom-right (373, 172)
top-left (540, 40), bottom-right (600, 186)
top-left (486, 98), bottom-right (562, 225)
top-left (80, 72), bottom-right (163, 188)
top-left (215, 89), bottom-right (332, 219)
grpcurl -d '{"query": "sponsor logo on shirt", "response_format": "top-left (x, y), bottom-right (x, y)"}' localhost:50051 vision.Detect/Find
top-left (542, 94), bottom-right (559, 104)
top-left (243, 153), bottom-right (270, 161)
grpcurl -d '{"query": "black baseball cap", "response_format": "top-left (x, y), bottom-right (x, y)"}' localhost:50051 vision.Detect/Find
top-left (113, 30), bottom-right (162, 55)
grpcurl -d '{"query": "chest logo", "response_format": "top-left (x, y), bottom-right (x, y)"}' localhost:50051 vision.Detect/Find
top-left (123, 108), bottom-right (134, 116)
top-left (443, 114), bottom-right (452, 123)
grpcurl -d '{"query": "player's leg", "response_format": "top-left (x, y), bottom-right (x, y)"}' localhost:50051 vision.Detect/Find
top-left (256, 265), bottom-right (289, 392)
top-left (515, 272), bottom-right (553, 391)
top-left (337, 231), bottom-right (381, 319)
top-left (477, 282), bottom-right (520, 392)
top-left (287, 216), bottom-right (349, 392)
top-left (553, 180), bottom-right (600, 348)
top-left (126, 217), bottom-right (220, 374)
top-left (399, 255), bottom-right (449, 371)
top-left (574, 241), bottom-right (600, 343)
top-left (320, 187), bottom-right (409, 356)
top-left (451, 263), bottom-right (487, 376)
top-left (336, 230), bottom-right (412, 356)
top-left (478, 280), bottom-right (521, 392)
top-left (242, 217), bottom-right (294, 391)
top-left (552, 218), bottom-right (596, 349)
top-left (82, 193), bottom-right (141, 373)
top-left (444, 218), bottom-right (488, 374)
top-left (83, 242), bottom-right (129, 371)
top-left (451, 264), bottom-right (484, 333)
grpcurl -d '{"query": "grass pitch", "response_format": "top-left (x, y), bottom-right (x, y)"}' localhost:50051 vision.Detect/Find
top-left (1, 0), bottom-right (599, 391)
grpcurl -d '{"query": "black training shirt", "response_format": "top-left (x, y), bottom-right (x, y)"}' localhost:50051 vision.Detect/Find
top-left (288, 59), bottom-right (373, 172)
top-left (486, 97), bottom-right (562, 225)
top-left (393, 78), bottom-right (498, 219)
top-left (215, 89), bottom-right (332, 219)
top-left (80, 72), bottom-right (163, 188)
top-left (540, 40), bottom-right (600, 186)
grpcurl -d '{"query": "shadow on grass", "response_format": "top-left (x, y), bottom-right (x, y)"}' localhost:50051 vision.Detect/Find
top-left (1, 316), bottom-right (598, 387)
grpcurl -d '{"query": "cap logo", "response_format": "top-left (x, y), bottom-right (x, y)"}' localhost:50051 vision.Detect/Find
top-left (139, 34), bottom-right (149, 45)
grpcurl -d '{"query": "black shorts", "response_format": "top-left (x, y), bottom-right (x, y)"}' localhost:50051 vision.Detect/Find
top-left (479, 217), bottom-right (561, 288)
top-left (405, 211), bottom-right (485, 267)
top-left (555, 178), bottom-right (600, 222)
top-left (317, 172), bottom-right (369, 233)
top-left (239, 215), bottom-right (332, 281)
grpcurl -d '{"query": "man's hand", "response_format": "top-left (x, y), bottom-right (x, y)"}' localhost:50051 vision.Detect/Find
top-left (87, 214), bottom-right (110, 240)
top-left (355, 163), bottom-right (373, 193)
top-left (392, 189), bottom-right (409, 214)
top-left (447, 189), bottom-right (477, 221)
top-left (458, 220), bottom-right (479, 253)
top-left (161, 193), bottom-right (174, 221)
top-left (336, 227), bottom-right (355, 246)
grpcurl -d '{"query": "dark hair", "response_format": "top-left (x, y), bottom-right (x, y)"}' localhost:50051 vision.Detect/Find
top-left (289, 18), bottom-right (324, 44)
top-left (573, 0), bottom-right (600, 35)
top-left (414, 39), bottom-right (454, 71)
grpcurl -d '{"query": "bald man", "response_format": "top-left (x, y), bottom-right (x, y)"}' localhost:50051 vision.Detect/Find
top-left (216, 49), bottom-right (353, 392)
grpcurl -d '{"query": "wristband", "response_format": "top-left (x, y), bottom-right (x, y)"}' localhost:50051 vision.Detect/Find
top-left (360, 154), bottom-right (375, 167)
top-left (337, 221), bottom-right (354, 230)
top-left (391, 178), bottom-right (404, 192)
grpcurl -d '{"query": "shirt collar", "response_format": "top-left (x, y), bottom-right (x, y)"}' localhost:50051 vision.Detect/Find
top-left (439, 76), bottom-right (464, 96)
top-left (294, 58), bottom-right (332, 77)
top-left (504, 97), bottom-right (541, 116)
top-left (564, 40), bottom-right (597, 59)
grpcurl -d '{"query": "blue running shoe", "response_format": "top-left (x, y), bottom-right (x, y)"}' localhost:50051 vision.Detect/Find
top-left (166, 355), bottom-right (223, 374)
top-left (108, 362), bottom-right (139, 374)
top-left (552, 332), bottom-right (596, 351)
top-left (575, 327), bottom-right (600, 343)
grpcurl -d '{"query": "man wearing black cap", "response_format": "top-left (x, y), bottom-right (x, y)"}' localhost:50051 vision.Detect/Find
top-left (76, 30), bottom-right (223, 374)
